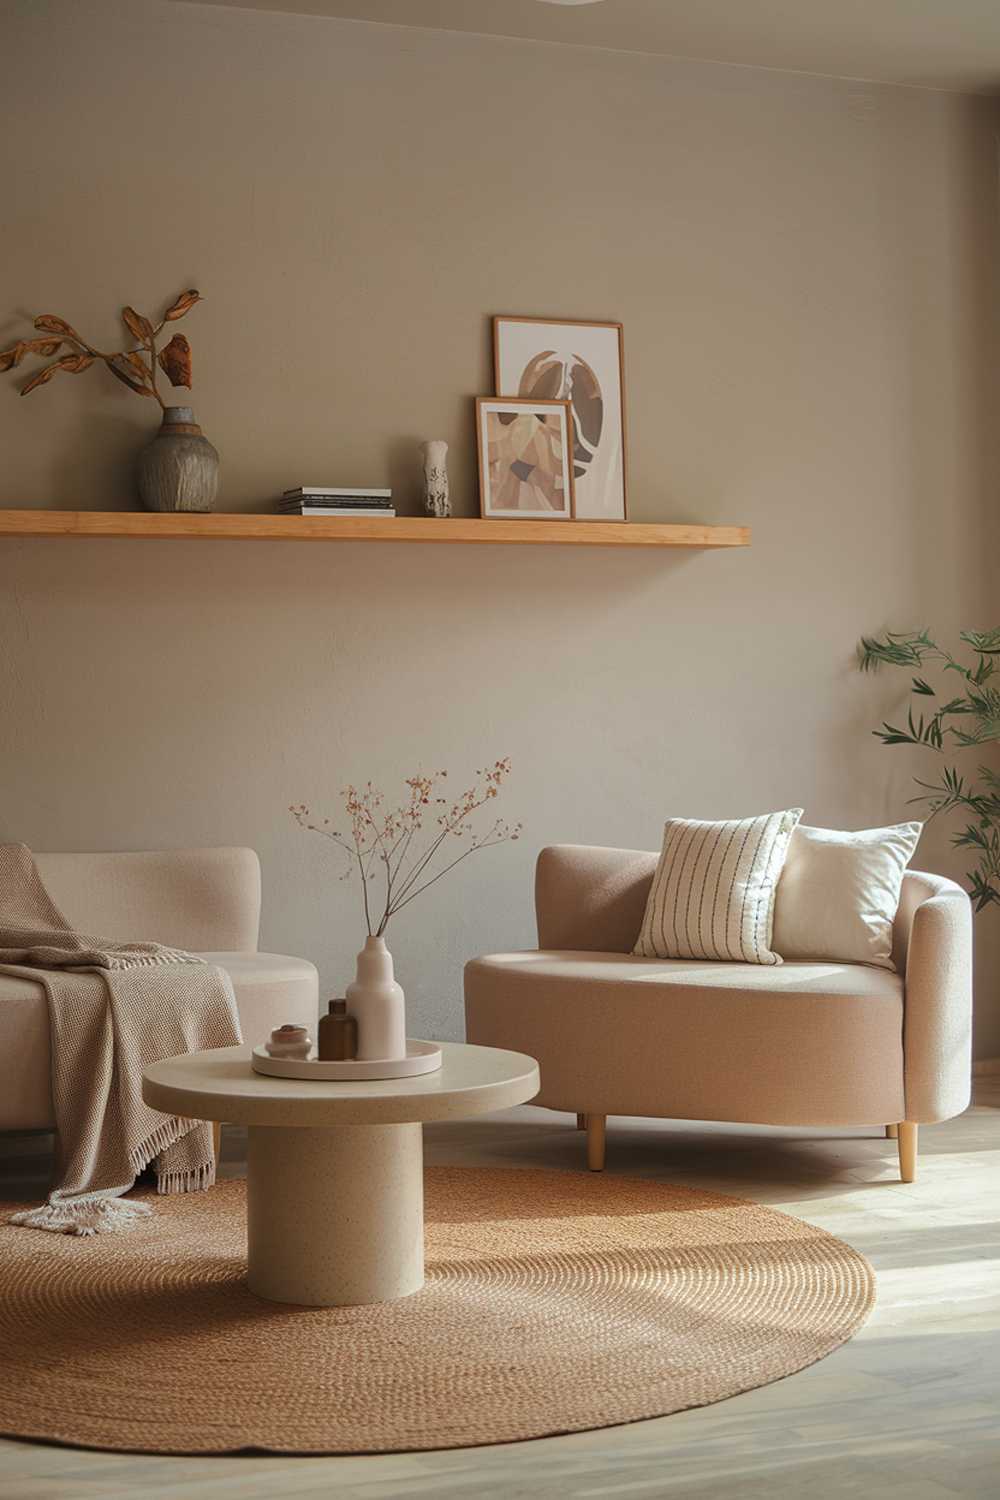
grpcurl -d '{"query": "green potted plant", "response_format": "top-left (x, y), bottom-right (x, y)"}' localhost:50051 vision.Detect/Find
top-left (859, 628), bottom-right (1000, 909)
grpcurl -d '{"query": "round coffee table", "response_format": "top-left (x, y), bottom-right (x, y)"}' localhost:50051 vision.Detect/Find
top-left (142, 1041), bottom-right (539, 1308)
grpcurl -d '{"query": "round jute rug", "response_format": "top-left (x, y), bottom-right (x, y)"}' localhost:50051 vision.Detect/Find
top-left (0, 1167), bottom-right (874, 1454)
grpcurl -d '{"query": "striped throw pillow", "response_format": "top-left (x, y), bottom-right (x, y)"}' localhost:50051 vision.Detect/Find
top-left (634, 810), bottom-right (803, 965)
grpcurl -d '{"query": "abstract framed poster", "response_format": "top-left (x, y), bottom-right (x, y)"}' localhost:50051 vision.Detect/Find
top-left (493, 316), bottom-right (627, 520)
top-left (476, 397), bottom-right (576, 520)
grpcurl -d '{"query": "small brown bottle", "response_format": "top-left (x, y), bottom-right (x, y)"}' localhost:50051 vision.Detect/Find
top-left (317, 998), bottom-right (358, 1061)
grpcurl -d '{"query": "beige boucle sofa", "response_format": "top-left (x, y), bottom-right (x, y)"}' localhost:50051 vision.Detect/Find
top-left (464, 844), bottom-right (974, 1183)
top-left (0, 847), bottom-right (319, 1134)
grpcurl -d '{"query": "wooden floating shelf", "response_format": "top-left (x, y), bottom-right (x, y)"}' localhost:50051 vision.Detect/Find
top-left (0, 511), bottom-right (749, 549)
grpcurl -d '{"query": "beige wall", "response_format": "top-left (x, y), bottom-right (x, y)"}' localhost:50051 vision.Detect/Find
top-left (2, 0), bottom-right (999, 1057)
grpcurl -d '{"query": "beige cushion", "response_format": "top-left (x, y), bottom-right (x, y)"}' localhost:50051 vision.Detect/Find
top-left (0, 952), bottom-right (318, 1131)
top-left (634, 810), bottom-right (802, 965)
top-left (773, 822), bottom-right (922, 969)
top-left (34, 848), bottom-right (262, 953)
top-left (198, 952), bottom-right (319, 1050)
top-left (466, 949), bottom-right (905, 1126)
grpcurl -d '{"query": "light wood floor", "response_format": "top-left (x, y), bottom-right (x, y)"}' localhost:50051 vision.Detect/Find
top-left (1, 1083), bottom-right (998, 1500)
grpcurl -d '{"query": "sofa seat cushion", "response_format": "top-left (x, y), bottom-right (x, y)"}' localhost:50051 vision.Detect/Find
top-left (197, 952), bottom-right (319, 1051)
top-left (0, 952), bottom-right (319, 1132)
top-left (471, 950), bottom-right (903, 997)
top-left (464, 950), bottom-right (905, 1127)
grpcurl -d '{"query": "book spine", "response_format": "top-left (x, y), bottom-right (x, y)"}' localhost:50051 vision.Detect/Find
top-left (283, 488), bottom-right (392, 499)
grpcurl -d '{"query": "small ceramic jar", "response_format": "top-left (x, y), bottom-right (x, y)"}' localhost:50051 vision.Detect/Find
top-left (265, 1023), bottom-right (312, 1060)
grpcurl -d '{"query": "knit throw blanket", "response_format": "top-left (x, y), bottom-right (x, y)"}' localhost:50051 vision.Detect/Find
top-left (0, 844), bottom-right (242, 1235)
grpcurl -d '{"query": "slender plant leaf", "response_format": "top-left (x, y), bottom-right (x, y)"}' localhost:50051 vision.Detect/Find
top-left (32, 314), bottom-right (76, 336)
top-left (20, 352), bottom-right (93, 394)
top-left (961, 629), bottom-right (1000, 655)
top-left (122, 306), bottom-right (154, 344)
top-left (0, 337), bottom-right (64, 372)
top-left (157, 333), bottom-right (192, 388)
top-left (162, 289), bottom-right (202, 322)
top-left (105, 351), bottom-right (153, 394)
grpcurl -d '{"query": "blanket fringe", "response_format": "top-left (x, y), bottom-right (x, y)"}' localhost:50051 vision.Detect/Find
top-left (129, 1115), bottom-right (189, 1177)
top-left (9, 1198), bottom-right (154, 1237)
top-left (12, 1117), bottom-right (215, 1235)
top-left (157, 1160), bottom-right (216, 1195)
top-left (131, 1116), bottom-right (216, 1195)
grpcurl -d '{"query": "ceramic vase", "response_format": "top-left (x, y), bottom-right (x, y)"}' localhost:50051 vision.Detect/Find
top-left (137, 405), bottom-right (220, 512)
top-left (419, 438), bottom-right (450, 517)
top-left (346, 935), bottom-right (407, 1061)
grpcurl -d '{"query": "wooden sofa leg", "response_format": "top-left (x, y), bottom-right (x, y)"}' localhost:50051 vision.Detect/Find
top-left (886, 1123), bottom-right (898, 1139)
top-left (897, 1122), bottom-right (917, 1183)
top-left (212, 1121), bottom-right (222, 1165)
top-left (586, 1113), bottom-right (606, 1172)
top-left (576, 1113), bottom-right (586, 1130)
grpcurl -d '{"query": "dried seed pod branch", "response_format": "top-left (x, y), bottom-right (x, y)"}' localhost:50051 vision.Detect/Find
top-left (1, 289), bottom-right (202, 412)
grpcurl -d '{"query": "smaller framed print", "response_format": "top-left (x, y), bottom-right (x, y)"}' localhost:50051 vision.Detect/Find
top-left (476, 397), bottom-right (576, 520)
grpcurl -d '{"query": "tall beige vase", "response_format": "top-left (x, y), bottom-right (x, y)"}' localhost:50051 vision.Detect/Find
top-left (346, 935), bottom-right (407, 1061)
top-left (137, 405), bottom-right (219, 512)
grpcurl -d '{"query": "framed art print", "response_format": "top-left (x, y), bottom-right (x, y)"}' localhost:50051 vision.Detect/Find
top-left (476, 397), bottom-right (575, 520)
top-left (493, 316), bottom-right (627, 520)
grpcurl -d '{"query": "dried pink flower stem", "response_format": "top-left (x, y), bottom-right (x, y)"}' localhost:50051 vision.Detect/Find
top-left (290, 759), bottom-right (520, 937)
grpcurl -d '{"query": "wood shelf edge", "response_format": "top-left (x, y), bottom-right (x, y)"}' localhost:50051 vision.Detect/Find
top-left (0, 510), bottom-right (750, 549)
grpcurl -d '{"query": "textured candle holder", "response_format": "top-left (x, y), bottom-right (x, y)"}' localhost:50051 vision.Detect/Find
top-left (419, 438), bottom-right (450, 517)
top-left (264, 1024), bottom-right (312, 1060)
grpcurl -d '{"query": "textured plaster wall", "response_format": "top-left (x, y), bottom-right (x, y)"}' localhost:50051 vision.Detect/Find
top-left (2, 0), bottom-right (998, 1055)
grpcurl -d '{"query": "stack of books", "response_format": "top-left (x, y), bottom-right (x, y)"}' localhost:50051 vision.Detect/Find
top-left (277, 487), bottom-right (395, 517)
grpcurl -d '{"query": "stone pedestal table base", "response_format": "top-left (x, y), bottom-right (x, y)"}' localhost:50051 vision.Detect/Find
top-left (247, 1122), bottom-right (424, 1306)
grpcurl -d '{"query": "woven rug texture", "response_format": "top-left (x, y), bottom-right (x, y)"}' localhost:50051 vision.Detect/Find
top-left (0, 1166), bottom-right (875, 1454)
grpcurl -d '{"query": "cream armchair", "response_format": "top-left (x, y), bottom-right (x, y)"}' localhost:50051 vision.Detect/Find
top-left (465, 844), bottom-right (974, 1182)
top-left (0, 848), bottom-right (319, 1146)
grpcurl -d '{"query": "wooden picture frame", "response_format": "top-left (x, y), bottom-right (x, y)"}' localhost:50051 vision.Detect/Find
top-left (493, 316), bottom-right (627, 521)
top-left (476, 397), bottom-right (576, 520)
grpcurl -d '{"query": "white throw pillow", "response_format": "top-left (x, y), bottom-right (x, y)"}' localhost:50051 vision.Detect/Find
top-left (772, 821), bottom-right (922, 969)
top-left (634, 809), bottom-right (803, 965)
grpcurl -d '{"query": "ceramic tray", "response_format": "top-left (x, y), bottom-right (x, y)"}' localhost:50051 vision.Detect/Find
top-left (251, 1039), bottom-right (443, 1082)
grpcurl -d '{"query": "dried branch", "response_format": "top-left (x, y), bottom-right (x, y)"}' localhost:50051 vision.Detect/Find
top-left (2, 289), bottom-right (202, 413)
top-left (291, 761), bottom-right (521, 940)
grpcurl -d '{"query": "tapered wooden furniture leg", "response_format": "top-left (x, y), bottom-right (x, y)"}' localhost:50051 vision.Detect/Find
top-left (576, 1113), bottom-right (586, 1130)
top-left (586, 1113), bottom-right (606, 1172)
top-left (886, 1123), bottom-right (898, 1139)
top-left (212, 1121), bottom-right (222, 1164)
top-left (897, 1121), bottom-right (917, 1182)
